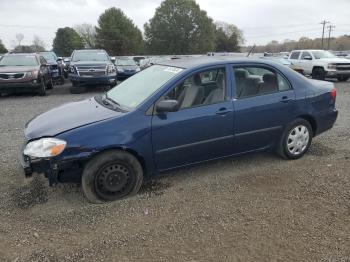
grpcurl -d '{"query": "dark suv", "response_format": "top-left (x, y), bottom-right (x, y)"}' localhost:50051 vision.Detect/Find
top-left (68, 49), bottom-right (117, 94)
top-left (39, 51), bottom-right (65, 85)
top-left (0, 53), bottom-right (52, 96)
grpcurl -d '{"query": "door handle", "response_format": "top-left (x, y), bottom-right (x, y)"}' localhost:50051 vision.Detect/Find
top-left (216, 107), bottom-right (231, 115)
top-left (280, 96), bottom-right (292, 103)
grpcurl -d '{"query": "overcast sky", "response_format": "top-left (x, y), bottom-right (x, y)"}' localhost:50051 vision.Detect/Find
top-left (0, 0), bottom-right (349, 50)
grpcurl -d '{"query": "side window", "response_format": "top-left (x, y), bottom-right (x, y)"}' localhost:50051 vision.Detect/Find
top-left (234, 67), bottom-right (291, 99)
top-left (301, 51), bottom-right (312, 60)
top-left (39, 56), bottom-right (47, 65)
top-left (290, 51), bottom-right (300, 59)
top-left (162, 68), bottom-right (226, 109)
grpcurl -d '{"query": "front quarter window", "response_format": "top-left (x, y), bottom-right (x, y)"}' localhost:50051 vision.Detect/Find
top-left (107, 65), bottom-right (183, 109)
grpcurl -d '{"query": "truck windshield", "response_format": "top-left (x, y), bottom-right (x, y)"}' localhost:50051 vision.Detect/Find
top-left (0, 55), bottom-right (38, 66)
top-left (312, 51), bottom-right (336, 59)
top-left (107, 65), bottom-right (183, 109)
top-left (72, 51), bottom-right (109, 62)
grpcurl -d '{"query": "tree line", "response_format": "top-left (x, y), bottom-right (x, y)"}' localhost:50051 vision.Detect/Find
top-left (51, 0), bottom-right (243, 56)
top-left (244, 35), bottom-right (350, 53)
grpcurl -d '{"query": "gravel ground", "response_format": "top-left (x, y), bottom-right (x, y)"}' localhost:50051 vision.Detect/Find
top-left (0, 80), bottom-right (349, 262)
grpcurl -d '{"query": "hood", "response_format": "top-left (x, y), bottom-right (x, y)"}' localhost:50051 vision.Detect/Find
top-left (25, 97), bottom-right (121, 140)
top-left (0, 65), bottom-right (39, 73)
top-left (318, 57), bottom-right (350, 63)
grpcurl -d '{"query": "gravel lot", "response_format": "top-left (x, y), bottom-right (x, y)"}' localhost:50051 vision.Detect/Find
top-left (0, 80), bottom-right (349, 262)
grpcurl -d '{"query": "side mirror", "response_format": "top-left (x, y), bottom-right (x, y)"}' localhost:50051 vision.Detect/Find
top-left (110, 56), bottom-right (116, 63)
top-left (156, 100), bottom-right (179, 113)
top-left (303, 56), bottom-right (312, 60)
top-left (63, 58), bottom-right (70, 63)
top-left (57, 57), bottom-right (63, 62)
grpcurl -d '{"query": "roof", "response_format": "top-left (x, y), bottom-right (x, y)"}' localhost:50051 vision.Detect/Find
top-left (156, 56), bottom-right (278, 69)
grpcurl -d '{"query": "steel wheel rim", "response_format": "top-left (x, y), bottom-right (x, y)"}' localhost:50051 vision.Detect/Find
top-left (95, 163), bottom-right (134, 200)
top-left (287, 125), bottom-right (310, 155)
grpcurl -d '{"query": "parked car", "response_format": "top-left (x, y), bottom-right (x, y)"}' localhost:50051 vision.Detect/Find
top-left (0, 53), bottom-right (52, 96)
top-left (115, 58), bottom-right (140, 80)
top-left (39, 51), bottom-right (65, 85)
top-left (68, 49), bottom-right (117, 93)
top-left (20, 58), bottom-right (338, 203)
top-left (289, 50), bottom-right (350, 81)
top-left (261, 56), bottom-right (304, 74)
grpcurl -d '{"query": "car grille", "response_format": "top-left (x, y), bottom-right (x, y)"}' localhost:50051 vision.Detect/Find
top-left (50, 64), bottom-right (58, 70)
top-left (76, 65), bottom-right (106, 77)
top-left (335, 63), bottom-right (350, 71)
top-left (0, 73), bottom-right (25, 80)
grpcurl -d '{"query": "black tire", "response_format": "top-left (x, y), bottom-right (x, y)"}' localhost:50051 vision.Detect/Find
top-left (82, 150), bottom-right (143, 203)
top-left (47, 78), bottom-right (54, 89)
top-left (337, 76), bottom-right (349, 82)
top-left (277, 118), bottom-right (313, 160)
top-left (59, 76), bottom-right (65, 85)
top-left (69, 82), bottom-right (86, 94)
top-left (311, 67), bottom-right (325, 80)
top-left (37, 78), bottom-right (47, 96)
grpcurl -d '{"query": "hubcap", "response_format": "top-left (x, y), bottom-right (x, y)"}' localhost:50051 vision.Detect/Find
top-left (287, 125), bottom-right (309, 155)
top-left (95, 163), bottom-right (132, 199)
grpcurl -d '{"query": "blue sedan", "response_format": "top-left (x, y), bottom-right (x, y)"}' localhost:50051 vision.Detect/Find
top-left (20, 58), bottom-right (338, 203)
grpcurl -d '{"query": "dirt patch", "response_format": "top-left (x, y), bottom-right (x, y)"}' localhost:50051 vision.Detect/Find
top-left (139, 179), bottom-right (172, 196)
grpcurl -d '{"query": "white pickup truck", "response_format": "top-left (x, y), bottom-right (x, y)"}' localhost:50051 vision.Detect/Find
top-left (289, 50), bottom-right (350, 81)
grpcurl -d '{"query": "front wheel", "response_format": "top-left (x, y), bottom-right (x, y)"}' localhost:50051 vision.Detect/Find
top-left (37, 78), bottom-right (46, 96)
top-left (277, 119), bottom-right (313, 160)
top-left (312, 68), bottom-right (325, 80)
top-left (82, 150), bottom-right (143, 203)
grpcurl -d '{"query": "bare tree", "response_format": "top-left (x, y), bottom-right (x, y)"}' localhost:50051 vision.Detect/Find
top-left (15, 33), bottom-right (24, 46)
top-left (74, 23), bottom-right (96, 48)
top-left (32, 35), bottom-right (46, 51)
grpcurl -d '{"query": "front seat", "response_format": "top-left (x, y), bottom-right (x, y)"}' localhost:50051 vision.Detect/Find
top-left (260, 73), bottom-right (278, 94)
top-left (177, 74), bottom-right (204, 108)
top-left (203, 73), bottom-right (225, 105)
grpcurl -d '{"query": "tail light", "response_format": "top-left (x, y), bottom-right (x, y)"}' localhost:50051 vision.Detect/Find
top-left (330, 87), bottom-right (336, 101)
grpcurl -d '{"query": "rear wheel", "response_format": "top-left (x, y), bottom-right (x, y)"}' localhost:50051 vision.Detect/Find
top-left (312, 67), bottom-right (325, 80)
top-left (278, 118), bottom-right (313, 160)
top-left (37, 78), bottom-right (46, 96)
top-left (82, 150), bottom-right (143, 203)
top-left (337, 76), bottom-right (349, 82)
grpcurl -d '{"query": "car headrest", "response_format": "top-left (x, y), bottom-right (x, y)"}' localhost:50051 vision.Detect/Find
top-left (263, 73), bottom-right (277, 83)
top-left (193, 74), bottom-right (202, 86)
top-left (234, 69), bottom-right (248, 79)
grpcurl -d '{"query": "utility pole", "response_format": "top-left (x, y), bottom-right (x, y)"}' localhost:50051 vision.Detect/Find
top-left (320, 20), bottom-right (330, 49)
top-left (327, 25), bottom-right (335, 50)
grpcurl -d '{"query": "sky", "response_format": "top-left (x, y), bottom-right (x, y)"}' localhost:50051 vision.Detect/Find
top-left (0, 0), bottom-right (349, 50)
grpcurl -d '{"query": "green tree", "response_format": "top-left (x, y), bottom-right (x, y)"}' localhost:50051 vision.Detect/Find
top-left (214, 21), bottom-right (243, 52)
top-left (52, 27), bottom-right (84, 56)
top-left (0, 39), bottom-right (8, 53)
top-left (95, 8), bottom-right (143, 55)
top-left (144, 0), bottom-right (216, 55)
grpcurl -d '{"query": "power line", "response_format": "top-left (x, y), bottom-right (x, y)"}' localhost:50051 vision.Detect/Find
top-left (320, 20), bottom-right (330, 49)
top-left (327, 25), bottom-right (336, 50)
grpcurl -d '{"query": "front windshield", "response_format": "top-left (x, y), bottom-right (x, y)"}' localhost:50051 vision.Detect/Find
top-left (40, 52), bottom-right (57, 61)
top-left (72, 51), bottom-right (109, 62)
top-left (117, 59), bottom-right (136, 66)
top-left (312, 51), bottom-right (336, 59)
top-left (107, 65), bottom-right (183, 109)
top-left (0, 55), bottom-right (38, 66)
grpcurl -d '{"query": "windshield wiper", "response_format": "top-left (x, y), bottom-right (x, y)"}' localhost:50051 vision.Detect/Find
top-left (101, 93), bottom-right (122, 111)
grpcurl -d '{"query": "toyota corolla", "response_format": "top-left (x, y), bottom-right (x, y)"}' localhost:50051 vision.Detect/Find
top-left (20, 57), bottom-right (338, 203)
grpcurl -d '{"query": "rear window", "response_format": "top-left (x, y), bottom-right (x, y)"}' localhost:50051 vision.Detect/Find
top-left (290, 52), bottom-right (300, 59)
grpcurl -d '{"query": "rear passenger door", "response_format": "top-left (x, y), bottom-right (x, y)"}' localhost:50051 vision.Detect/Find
top-left (289, 51), bottom-right (301, 68)
top-left (299, 51), bottom-right (313, 75)
top-left (232, 65), bottom-right (296, 153)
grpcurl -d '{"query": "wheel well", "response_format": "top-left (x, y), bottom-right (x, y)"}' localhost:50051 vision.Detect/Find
top-left (298, 115), bottom-right (317, 136)
top-left (91, 147), bottom-right (147, 175)
top-left (312, 66), bottom-right (324, 73)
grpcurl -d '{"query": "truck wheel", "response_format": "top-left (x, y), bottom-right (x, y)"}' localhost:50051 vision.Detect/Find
top-left (312, 68), bottom-right (325, 80)
top-left (277, 118), bottom-right (313, 160)
top-left (69, 82), bottom-right (85, 94)
top-left (82, 150), bottom-right (143, 203)
top-left (37, 78), bottom-right (47, 96)
top-left (337, 76), bottom-right (349, 82)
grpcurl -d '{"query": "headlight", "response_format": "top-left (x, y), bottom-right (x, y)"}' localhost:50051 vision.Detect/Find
top-left (69, 66), bottom-right (75, 73)
top-left (23, 138), bottom-right (66, 158)
top-left (328, 64), bottom-right (337, 70)
top-left (135, 67), bottom-right (141, 72)
top-left (117, 67), bottom-right (124, 72)
top-left (26, 70), bottom-right (38, 78)
top-left (107, 64), bottom-right (116, 74)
